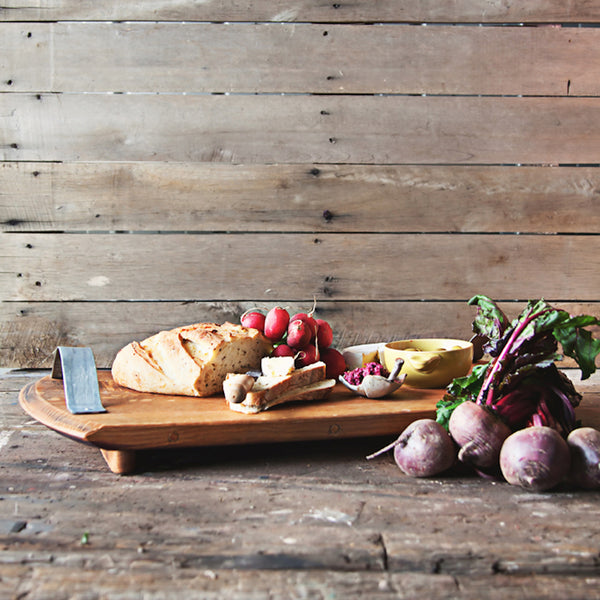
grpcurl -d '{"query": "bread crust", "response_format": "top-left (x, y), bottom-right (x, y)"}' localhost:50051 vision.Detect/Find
top-left (243, 362), bottom-right (327, 408)
top-left (111, 322), bottom-right (271, 397)
top-left (224, 361), bottom-right (335, 413)
top-left (228, 379), bottom-right (335, 414)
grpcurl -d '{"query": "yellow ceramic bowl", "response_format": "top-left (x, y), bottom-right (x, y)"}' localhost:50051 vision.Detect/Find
top-left (381, 338), bottom-right (473, 389)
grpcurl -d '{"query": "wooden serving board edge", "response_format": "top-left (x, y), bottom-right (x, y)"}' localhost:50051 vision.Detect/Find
top-left (18, 371), bottom-right (443, 474)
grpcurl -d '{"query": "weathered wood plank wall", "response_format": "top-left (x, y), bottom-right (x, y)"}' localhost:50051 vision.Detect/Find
top-left (1, 1), bottom-right (599, 368)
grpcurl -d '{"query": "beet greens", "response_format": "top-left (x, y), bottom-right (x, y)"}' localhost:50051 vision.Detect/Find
top-left (436, 295), bottom-right (600, 436)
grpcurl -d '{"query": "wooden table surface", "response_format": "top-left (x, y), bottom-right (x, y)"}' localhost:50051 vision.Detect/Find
top-left (2, 368), bottom-right (599, 599)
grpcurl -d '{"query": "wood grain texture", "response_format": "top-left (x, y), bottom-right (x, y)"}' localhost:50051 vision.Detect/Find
top-left (3, 23), bottom-right (598, 95)
top-left (3, 94), bottom-right (600, 164)
top-left (3, 163), bottom-right (600, 234)
top-left (2, 301), bottom-right (599, 368)
top-left (1, 0), bottom-right (599, 23)
top-left (1, 2), bottom-right (599, 376)
top-left (1, 1), bottom-right (600, 594)
top-left (5, 570), bottom-right (600, 600)
top-left (2, 232), bottom-right (599, 302)
top-left (2, 370), bottom-right (600, 597)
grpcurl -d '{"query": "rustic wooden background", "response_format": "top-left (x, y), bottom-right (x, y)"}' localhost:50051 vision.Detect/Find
top-left (1, 1), bottom-right (599, 369)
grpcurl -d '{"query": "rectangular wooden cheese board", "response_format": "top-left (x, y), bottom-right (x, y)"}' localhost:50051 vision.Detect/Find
top-left (19, 370), bottom-right (444, 474)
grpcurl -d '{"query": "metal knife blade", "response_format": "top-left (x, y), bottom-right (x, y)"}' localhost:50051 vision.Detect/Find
top-left (52, 346), bottom-right (106, 414)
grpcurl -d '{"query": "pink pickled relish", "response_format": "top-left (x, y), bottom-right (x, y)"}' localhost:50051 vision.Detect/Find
top-left (343, 362), bottom-right (388, 386)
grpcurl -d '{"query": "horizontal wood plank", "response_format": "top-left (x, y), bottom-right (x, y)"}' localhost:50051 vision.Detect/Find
top-left (3, 23), bottom-right (598, 95)
top-left (2, 233), bottom-right (599, 302)
top-left (2, 300), bottom-right (598, 368)
top-left (3, 94), bottom-right (600, 164)
top-left (2, 163), bottom-right (600, 234)
top-left (1, 0), bottom-right (599, 23)
top-left (4, 569), bottom-right (600, 600)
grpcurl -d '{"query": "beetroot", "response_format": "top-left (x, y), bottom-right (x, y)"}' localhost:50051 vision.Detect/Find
top-left (499, 426), bottom-right (570, 491)
top-left (436, 296), bottom-right (599, 439)
top-left (448, 401), bottom-right (511, 469)
top-left (567, 427), bottom-right (600, 490)
top-left (367, 419), bottom-right (456, 477)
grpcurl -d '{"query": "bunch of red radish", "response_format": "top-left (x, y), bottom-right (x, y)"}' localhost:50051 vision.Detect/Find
top-left (240, 306), bottom-right (346, 379)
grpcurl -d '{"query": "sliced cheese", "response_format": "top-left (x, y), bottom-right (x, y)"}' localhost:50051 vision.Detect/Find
top-left (261, 356), bottom-right (295, 377)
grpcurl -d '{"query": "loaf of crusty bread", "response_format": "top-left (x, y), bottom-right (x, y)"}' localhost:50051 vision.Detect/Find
top-left (111, 322), bottom-right (272, 397)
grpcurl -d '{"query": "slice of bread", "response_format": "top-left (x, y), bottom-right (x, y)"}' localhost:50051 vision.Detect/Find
top-left (229, 379), bottom-right (336, 414)
top-left (224, 361), bottom-right (335, 413)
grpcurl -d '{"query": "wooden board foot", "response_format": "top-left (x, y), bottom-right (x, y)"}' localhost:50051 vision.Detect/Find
top-left (100, 449), bottom-right (136, 474)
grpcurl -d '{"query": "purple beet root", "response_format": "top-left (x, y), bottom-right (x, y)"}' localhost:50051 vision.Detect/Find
top-left (367, 419), bottom-right (457, 477)
top-left (500, 426), bottom-right (570, 491)
top-left (567, 427), bottom-right (600, 490)
top-left (449, 401), bottom-right (511, 469)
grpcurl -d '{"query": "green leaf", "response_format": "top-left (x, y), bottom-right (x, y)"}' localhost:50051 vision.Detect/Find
top-left (446, 363), bottom-right (488, 400)
top-left (435, 363), bottom-right (489, 428)
top-left (553, 315), bottom-right (600, 379)
top-left (435, 397), bottom-right (465, 430)
top-left (468, 294), bottom-right (510, 340)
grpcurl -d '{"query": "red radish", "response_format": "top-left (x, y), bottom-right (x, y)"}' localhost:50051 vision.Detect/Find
top-left (320, 347), bottom-right (346, 379)
top-left (290, 312), bottom-right (318, 339)
top-left (449, 401), bottom-right (511, 469)
top-left (296, 344), bottom-right (319, 367)
top-left (367, 419), bottom-right (456, 477)
top-left (315, 319), bottom-right (333, 348)
top-left (287, 319), bottom-right (312, 349)
top-left (567, 427), bottom-right (600, 490)
top-left (499, 426), bottom-right (570, 491)
top-left (271, 344), bottom-right (295, 358)
top-left (240, 310), bottom-right (266, 333)
top-left (264, 306), bottom-right (290, 342)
